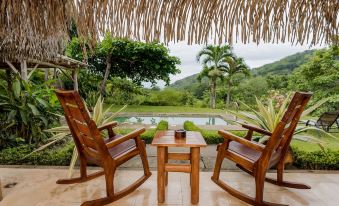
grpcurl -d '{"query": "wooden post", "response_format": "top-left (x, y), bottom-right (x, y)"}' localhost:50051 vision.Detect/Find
top-left (20, 60), bottom-right (28, 81)
top-left (72, 69), bottom-right (78, 91)
top-left (44, 68), bottom-right (49, 81)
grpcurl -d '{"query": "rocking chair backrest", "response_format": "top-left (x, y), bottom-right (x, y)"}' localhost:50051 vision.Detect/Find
top-left (55, 90), bottom-right (109, 161)
top-left (260, 92), bottom-right (312, 167)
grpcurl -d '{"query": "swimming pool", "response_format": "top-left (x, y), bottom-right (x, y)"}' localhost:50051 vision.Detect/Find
top-left (114, 116), bottom-right (229, 126)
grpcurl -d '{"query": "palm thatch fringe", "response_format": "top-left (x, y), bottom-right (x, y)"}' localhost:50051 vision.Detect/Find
top-left (1, 0), bottom-right (338, 61)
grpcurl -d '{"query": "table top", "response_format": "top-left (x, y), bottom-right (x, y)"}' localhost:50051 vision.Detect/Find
top-left (151, 130), bottom-right (207, 148)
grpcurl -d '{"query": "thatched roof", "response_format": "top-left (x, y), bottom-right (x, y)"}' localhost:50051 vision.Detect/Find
top-left (1, 0), bottom-right (338, 61)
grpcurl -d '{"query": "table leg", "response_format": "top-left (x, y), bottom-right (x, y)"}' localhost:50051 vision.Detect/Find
top-left (157, 146), bottom-right (166, 203)
top-left (191, 147), bottom-right (200, 204)
top-left (190, 147), bottom-right (192, 187)
top-left (165, 147), bottom-right (168, 186)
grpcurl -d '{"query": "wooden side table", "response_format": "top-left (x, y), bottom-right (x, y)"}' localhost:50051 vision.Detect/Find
top-left (151, 130), bottom-right (207, 204)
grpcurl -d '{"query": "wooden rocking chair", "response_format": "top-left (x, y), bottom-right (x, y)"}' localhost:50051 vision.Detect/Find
top-left (212, 92), bottom-right (312, 206)
top-left (55, 90), bottom-right (152, 206)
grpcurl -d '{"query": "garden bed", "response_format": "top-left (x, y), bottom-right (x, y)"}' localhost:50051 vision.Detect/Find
top-left (0, 121), bottom-right (338, 170)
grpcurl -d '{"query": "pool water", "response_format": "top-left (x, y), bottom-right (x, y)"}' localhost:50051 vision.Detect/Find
top-left (114, 116), bottom-right (228, 125)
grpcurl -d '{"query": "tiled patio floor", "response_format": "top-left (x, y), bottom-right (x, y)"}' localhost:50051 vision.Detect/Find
top-left (0, 168), bottom-right (338, 206)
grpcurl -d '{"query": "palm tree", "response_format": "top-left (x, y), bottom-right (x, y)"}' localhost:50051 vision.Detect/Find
top-left (223, 55), bottom-right (249, 106)
top-left (196, 45), bottom-right (232, 109)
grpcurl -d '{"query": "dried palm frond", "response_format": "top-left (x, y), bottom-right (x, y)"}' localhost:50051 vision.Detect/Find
top-left (1, 0), bottom-right (338, 61)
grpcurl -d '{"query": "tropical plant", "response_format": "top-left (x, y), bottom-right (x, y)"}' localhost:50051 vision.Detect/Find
top-left (196, 45), bottom-right (233, 108)
top-left (0, 76), bottom-right (59, 148)
top-left (227, 93), bottom-right (336, 144)
top-left (24, 96), bottom-right (126, 177)
top-left (223, 55), bottom-right (250, 106)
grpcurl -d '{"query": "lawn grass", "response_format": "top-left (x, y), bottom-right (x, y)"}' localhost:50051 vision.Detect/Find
top-left (109, 105), bottom-right (225, 113)
top-left (291, 131), bottom-right (339, 152)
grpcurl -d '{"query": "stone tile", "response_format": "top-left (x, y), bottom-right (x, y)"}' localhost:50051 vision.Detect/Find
top-left (0, 168), bottom-right (339, 206)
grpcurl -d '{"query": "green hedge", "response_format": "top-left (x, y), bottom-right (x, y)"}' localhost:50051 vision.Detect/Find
top-left (0, 142), bottom-right (74, 165)
top-left (183, 121), bottom-right (202, 132)
top-left (292, 147), bottom-right (339, 170)
top-left (156, 120), bottom-right (169, 130)
top-left (183, 121), bottom-right (248, 144)
top-left (116, 120), bottom-right (169, 144)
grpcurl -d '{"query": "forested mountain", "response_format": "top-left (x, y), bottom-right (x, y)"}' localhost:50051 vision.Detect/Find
top-left (251, 50), bottom-right (316, 76)
top-left (169, 73), bottom-right (209, 97)
top-left (170, 49), bottom-right (317, 90)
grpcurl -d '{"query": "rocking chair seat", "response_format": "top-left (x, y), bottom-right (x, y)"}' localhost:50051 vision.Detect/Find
top-left (105, 135), bottom-right (137, 158)
top-left (228, 141), bottom-right (262, 162)
top-left (228, 141), bottom-right (282, 168)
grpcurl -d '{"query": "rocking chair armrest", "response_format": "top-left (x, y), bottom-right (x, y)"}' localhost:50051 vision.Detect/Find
top-left (98, 121), bottom-right (118, 131)
top-left (218, 130), bottom-right (265, 152)
top-left (240, 123), bottom-right (272, 136)
top-left (106, 128), bottom-right (145, 149)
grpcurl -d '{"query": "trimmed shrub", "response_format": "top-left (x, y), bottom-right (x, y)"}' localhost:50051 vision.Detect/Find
top-left (156, 120), bottom-right (169, 130)
top-left (141, 129), bottom-right (156, 144)
top-left (115, 120), bottom-right (169, 144)
top-left (0, 142), bottom-right (74, 165)
top-left (183, 121), bottom-right (248, 144)
top-left (291, 147), bottom-right (339, 170)
top-left (183, 121), bottom-right (202, 132)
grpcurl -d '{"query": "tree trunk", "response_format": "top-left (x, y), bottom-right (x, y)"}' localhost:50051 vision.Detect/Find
top-left (227, 81), bottom-right (231, 106)
top-left (100, 54), bottom-right (112, 96)
top-left (210, 80), bottom-right (216, 109)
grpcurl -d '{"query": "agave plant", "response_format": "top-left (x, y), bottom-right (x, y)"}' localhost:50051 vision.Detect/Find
top-left (227, 93), bottom-right (336, 144)
top-left (24, 95), bottom-right (126, 177)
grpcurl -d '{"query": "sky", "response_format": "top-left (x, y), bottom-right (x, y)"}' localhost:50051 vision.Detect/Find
top-left (148, 41), bottom-right (325, 88)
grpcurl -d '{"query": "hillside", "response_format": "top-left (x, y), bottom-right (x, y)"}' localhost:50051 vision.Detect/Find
top-left (252, 50), bottom-right (316, 76)
top-left (169, 73), bottom-right (209, 96)
top-left (170, 49), bottom-right (317, 90)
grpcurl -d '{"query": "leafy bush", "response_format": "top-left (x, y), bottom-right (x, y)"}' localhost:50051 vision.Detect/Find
top-left (0, 141), bottom-right (74, 165)
top-left (0, 77), bottom-right (60, 148)
top-left (141, 129), bottom-right (156, 144)
top-left (156, 120), bottom-right (169, 130)
top-left (105, 77), bottom-right (147, 105)
top-left (292, 147), bottom-right (339, 170)
top-left (183, 121), bottom-right (202, 132)
top-left (116, 120), bottom-right (169, 144)
top-left (143, 89), bottom-right (185, 106)
top-left (183, 121), bottom-right (247, 144)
